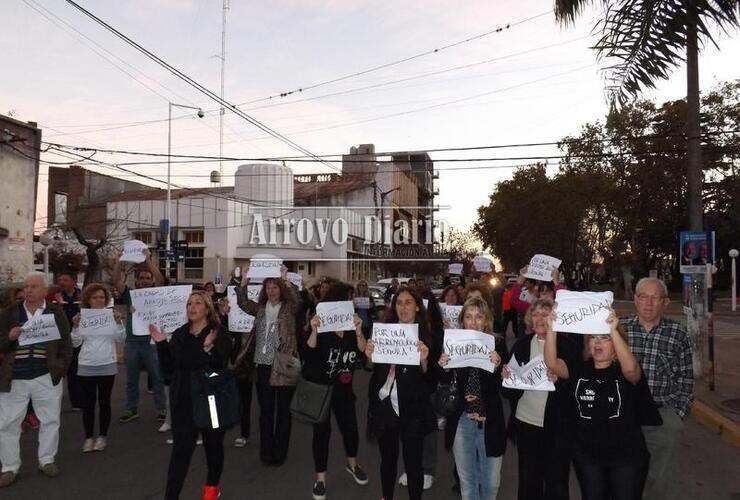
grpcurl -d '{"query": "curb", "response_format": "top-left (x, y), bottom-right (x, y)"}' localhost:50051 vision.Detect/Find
top-left (691, 400), bottom-right (740, 448)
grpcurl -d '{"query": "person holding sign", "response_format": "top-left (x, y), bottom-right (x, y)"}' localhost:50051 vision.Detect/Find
top-left (511, 265), bottom-right (560, 339)
top-left (235, 263), bottom-right (300, 466)
top-left (70, 284), bottom-right (125, 453)
top-left (365, 286), bottom-right (436, 500)
top-left (151, 290), bottom-right (232, 500)
top-left (438, 297), bottom-right (507, 500)
top-left (0, 272), bottom-right (72, 488)
top-left (303, 282), bottom-right (369, 500)
top-left (502, 298), bottom-right (580, 500)
top-left (544, 308), bottom-right (659, 500)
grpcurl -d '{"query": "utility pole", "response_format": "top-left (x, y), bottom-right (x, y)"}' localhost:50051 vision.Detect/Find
top-left (218, 0), bottom-right (229, 186)
top-left (686, 14), bottom-right (704, 232)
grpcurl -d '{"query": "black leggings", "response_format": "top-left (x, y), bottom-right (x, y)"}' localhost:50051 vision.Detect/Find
top-left (238, 380), bottom-right (253, 439)
top-left (574, 457), bottom-right (647, 500)
top-left (164, 423), bottom-right (226, 500)
top-left (255, 365), bottom-right (295, 465)
top-left (515, 419), bottom-right (571, 500)
top-left (79, 375), bottom-right (115, 438)
top-left (312, 384), bottom-right (359, 473)
top-left (377, 418), bottom-right (425, 500)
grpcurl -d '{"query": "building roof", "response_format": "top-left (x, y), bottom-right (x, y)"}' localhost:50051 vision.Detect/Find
top-left (104, 186), bottom-right (234, 203)
top-left (293, 175), bottom-right (373, 201)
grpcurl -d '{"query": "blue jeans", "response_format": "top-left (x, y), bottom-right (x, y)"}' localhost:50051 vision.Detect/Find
top-left (124, 341), bottom-right (166, 412)
top-left (452, 416), bottom-right (503, 500)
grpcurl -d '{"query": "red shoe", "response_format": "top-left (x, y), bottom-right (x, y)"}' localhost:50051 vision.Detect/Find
top-left (24, 412), bottom-right (40, 430)
top-left (202, 485), bottom-right (221, 500)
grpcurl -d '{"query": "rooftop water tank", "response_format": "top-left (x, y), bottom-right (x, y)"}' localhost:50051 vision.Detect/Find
top-left (234, 163), bottom-right (294, 213)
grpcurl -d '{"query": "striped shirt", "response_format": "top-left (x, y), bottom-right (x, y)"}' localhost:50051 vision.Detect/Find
top-left (619, 315), bottom-right (694, 418)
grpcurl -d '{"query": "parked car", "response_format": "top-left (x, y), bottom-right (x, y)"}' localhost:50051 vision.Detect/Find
top-left (368, 286), bottom-right (386, 309)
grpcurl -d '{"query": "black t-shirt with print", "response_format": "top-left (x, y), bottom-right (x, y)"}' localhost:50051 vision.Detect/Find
top-left (302, 331), bottom-right (361, 387)
top-left (572, 360), bottom-right (649, 465)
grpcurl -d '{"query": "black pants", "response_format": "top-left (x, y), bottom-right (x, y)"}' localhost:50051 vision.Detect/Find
top-left (238, 380), bottom-right (253, 439)
top-left (312, 384), bottom-right (359, 473)
top-left (164, 421), bottom-right (226, 500)
top-left (255, 364), bottom-right (294, 465)
top-left (515, 419), bottom-right (571, 500)
top-left (67, 346), bottom-right (85, 408)
top-left (574, 457), bottom-right (647, 500)
top-left (79, 375), bottom-right (115, 438)
top-left (377, 412), bottom-right (425, 500)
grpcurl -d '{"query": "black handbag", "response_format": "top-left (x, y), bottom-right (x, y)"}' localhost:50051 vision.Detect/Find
top-left (290, 375), bottom-right (333, 424)
top-left (432, 371), bottom-right (462, 417)
top-left (191, 369), bottom-right (240, 430)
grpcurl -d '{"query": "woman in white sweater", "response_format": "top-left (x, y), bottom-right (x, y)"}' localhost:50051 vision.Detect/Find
top-left (70, 283), bottom-right (125, 452)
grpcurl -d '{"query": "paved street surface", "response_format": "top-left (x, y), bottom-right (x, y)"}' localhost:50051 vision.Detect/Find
top-left (10, 367), bottom-right (740, 500)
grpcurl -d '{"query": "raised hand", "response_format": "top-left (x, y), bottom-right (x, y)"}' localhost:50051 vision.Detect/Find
top-left (203, 329), bottom-right (217, 348)
top-left (438, 352), bottom-right (450, 367)
top-left (418, 341), bottom-right (429, 362)
top-left (149, 324), bottom-right (166, 343)
top-left (365, 339), bottom-right (375, 357)
top-left (353, 313), bottom-right (363, 331)
top-left (72, 313), bottom-right (81, 327)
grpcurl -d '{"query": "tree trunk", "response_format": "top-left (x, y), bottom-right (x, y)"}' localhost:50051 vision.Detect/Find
top-left (686, 17), bottom-right (704, 232)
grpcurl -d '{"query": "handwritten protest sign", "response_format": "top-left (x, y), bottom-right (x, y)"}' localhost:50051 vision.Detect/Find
top-left (502, 354), bottom-right (555, 391)
top-left (227, 286), bottom-right (255, 333)
top-left (442, 304), bottom-right (463, 329)
top-left (130, 285), bottom-right (192, 335)
top-left (372, 323), bottom-right (420, 365)
top-left (354, 297), bottom-right (371, 309)
top-left (246, 254), bottom-right (282, 279)
top-left (523, 254), bottom-right (561, 282)
top-left (19, 314), bottom-right (61, 346)
top-left (286, 272), bottom-right (303, 290)
top-left (121, 240), bottom-right (148, 263)
top-left (448, 263), bottom-right (464, 275)
top-left (316, 301), bottom-right (355, 333)
top-left (247, 284), bottom-right (262, 302)
top-left (78, 309), bottom-right (117, 337)
top-left (443, 329), bottom-right (496, 372)
top-left (473, 255), bottom-right (493, 273)
top-left (554, 290), bottom-right (613, 335)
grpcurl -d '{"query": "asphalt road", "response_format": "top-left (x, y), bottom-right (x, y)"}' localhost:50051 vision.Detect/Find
top-left (8, 367), bottom-right (740, 500)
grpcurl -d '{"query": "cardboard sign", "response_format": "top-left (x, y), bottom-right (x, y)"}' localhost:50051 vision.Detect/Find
top-left (442, 304), bottom-right (463, 329)
top-left (286, 272), bottom-right (303, 290)
top-left (78, 309), bottom-right (117, 337)
top-left (19, 314), bottom-right (61, 346)
top-left (448, 263), bottom-right (464, 275)
top-left (130, 285), bottom-right (192, 335)
top-left (354, 297), bottom-right (371, 309)
top-left (523, 254), bottom-right (561, 282)
top-left (371, 323), bottom-right (420, 366)
top-left (227, 286), bottom-right (255, 333)
top-left (246, 254), bottom-right (282, 279)
top-left (473, 255), bottom-right (493, 273)
top-left (443, 329), bottom-right (497, 372)
top-left (502, 354), bottom-right (555, 391)
top-left (247, 284), bottom-right (263, 302)
top-left (554, 290), bottom-right (613, 335)
top-left (316, 301), bottom-right (355, 333)
top-left (121, 240), bottom-right (148, 263)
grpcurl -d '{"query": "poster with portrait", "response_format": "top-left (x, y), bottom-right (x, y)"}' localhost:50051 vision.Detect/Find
top-left (679, 231), bottom-right (715, 274)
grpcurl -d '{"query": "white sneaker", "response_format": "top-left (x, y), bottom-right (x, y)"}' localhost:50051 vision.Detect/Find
top-left (158, 422), bottom-right (171, 433)
top-left (234, 437), bottom-right (248, 448)
top-left (82, 438), bottom-right (94, 453)
top-left (197, 438), bottom-right (203, 445)
top-left (398, 473), bottom-right (408, 487)
top-left (423, 474), bottom-right (434, 490)
top-left (167, 437), bottom-right (202, 445)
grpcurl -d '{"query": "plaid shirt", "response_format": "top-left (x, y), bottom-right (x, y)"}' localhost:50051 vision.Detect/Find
top-left (620, 315), bottom-right (694, 418)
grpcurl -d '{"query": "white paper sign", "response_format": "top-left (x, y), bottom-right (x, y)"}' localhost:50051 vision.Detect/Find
top-left (473, 256), bottom-right (493, 273)
top-left (554, 290), bottom-right (613, 335)
top-left (286, 272), bottom-right (303, 290)
top-left (422, 298), bottom-right (429, 309)
top-left (502, 354), bottom-right (555, 391)
top-left (371, 323), bottom-right (420, 365)
top-left (448, 263), bottom-right (464, 275)
top-left (442, 304), bottom-right (463, 329)
top-left (354, 297), bottom-right (371, 309)
top-left (19, 314), bottom-right (61, 346)
top-left (523, 254), bottom-right (562, 282)
top-left (78, 309), bottom-right (117, 337)
top-left (443, 329), bottom-right (496, 372)
top-left (316, 301), bottom-right (355, 333)
top-left (227, 286), bottom-right (255, 333)
top-left (121, 240), bottom-right (148, 263)
top-left (246, 254), bottom-right (282, 279)
top-left (247, 284), bottom-right (262, 302)
top-left (130, 285), bottom-right (192, 335)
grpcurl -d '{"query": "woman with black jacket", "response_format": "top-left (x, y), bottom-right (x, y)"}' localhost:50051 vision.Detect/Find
top-left (438, 297), bottom-right (507, 500)
top-left (365, 286), bottom-right (437, 500)
top-left (150, 290), bottom-right (232, 500)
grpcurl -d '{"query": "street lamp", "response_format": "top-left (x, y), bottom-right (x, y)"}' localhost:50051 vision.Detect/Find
top-left (730, 248), bottom-right (739, 312)
top-left (166, 102), bottom-right (204, 280)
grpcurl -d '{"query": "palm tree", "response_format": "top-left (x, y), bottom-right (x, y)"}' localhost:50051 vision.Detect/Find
top-left (555, 0), bottom-right (740, 231)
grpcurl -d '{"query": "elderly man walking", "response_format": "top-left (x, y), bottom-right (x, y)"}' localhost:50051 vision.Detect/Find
top-left (0, 272), bottom-right (72, 488)
top-left (620, 277), bottom-right (694, 500)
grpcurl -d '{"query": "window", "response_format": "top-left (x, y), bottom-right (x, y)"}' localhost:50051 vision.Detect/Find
top-left (131, 231), bottom-right (153, 245)
top-left (184, 248), bottom-right (204, 280)
top-left (54, 193), bottom-right (67, 225)
top-left (183, 230), bottom-right (204, 244)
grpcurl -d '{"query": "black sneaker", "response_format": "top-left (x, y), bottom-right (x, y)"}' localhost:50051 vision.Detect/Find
top-left (312, 481), bottom-right (327, 500)
top-left (345, 465), bottom-right (369, 485)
